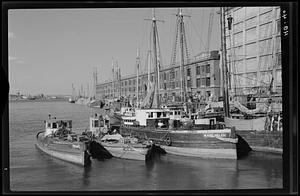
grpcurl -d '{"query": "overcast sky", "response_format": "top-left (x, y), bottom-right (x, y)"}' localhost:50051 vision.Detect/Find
top-left (8, 7), bottom-right (221, 95)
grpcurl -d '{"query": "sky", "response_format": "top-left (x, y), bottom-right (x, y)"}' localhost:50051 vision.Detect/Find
top-left (8, 7), bottom-right (221, 96)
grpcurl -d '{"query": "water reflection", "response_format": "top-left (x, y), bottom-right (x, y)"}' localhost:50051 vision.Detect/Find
top-left (82, 165), bottom-right (92, 186)
top-left (10, 101), bottom-right (283, 191)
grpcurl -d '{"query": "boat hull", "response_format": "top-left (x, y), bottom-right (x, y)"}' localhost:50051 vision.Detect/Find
top-left (100, 142), bottom-right (147, 161)
top-left (224, 117), bottom-right (266, 131)
top-left (36, 132), bottom-right (91, 166)
top-left (224, 117), bottom-right (282, 154)
top-left (120, 126), bottom-right (237, 159)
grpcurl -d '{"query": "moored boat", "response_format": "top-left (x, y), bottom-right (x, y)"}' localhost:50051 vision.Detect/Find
top-left (120, 108), bottom-right (239, 159)
top-left (35, 117), bottom-right (91, 166)
top-left (35, 115), bottom-right (113, 166)
top-left (88, 113), bottom-right (165, 161)
top-left (99, 134), bottom-right (149, 161)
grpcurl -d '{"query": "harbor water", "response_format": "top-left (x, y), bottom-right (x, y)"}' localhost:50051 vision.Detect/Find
top-left (8, 100), bottom-right (283, 191)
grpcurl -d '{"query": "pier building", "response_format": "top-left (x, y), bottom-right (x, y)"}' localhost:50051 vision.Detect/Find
top-left (96, 50), bottom-right (221, 103)
top-left (96, 6), bottom-right (282, 106)
top-left (224, 6), bottom-right (282, 98)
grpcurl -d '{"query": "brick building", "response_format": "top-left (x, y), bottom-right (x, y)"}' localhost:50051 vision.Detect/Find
top-left (96, 50), bottom-right (221, 103)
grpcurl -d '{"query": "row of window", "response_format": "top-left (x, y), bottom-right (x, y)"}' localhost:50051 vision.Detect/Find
top-left (196, 78), bottom-right (211, 87)
top-left (228, 7), bottom-right (280, 24)
top-left (226, 21), bottom-right (280, 47)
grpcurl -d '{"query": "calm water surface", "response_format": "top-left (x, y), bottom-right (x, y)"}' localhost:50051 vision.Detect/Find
top-left (8, 101), bottom-right (283, 191)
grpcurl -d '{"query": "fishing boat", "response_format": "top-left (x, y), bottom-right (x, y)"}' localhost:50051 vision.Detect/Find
top-left (36, 115), bottom-right (112, 166)
top-left (99, 134), bottom-right (149, 161)
top-left (118, 9), bottom-right (245, 160)
top-left (35, 117), bottom-right (92, 166)
top-left (88, 113), bottom-right (165, 161)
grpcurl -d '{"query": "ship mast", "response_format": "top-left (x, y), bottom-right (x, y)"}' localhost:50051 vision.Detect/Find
top-left (178, 9), bottom-right (186, 103)
top-left (145, 9), bottom-right (164, 108)
top-left (220, 7), bottom-right (230, 117)
top-left (136, 48), bottom-right (140, 108)
top-left (170, 9), bottom-right (190, 104)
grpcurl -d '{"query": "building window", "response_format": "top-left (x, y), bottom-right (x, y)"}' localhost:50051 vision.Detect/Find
top-left (196, 78), bottom-right (201, 87)
top-left (234, 32), bottom-right (243, 46)
top-left (234, 45), bottom-right (244, 60)
top-left (275, 20), bottom-right (281, 35)
top-left (245, 7), bottom-right (258, 19)
top-left (259, 7), bottom-right (273, 15)
top-left (233, 22), bottom-right (244, 33)
top-left (259, 55), bottom-right (272, 71)
top-left (201, 78), bottom-right (206, 86)
top-left (276, 53), bottom-right (282, 67)
top-left (175, 70), bottom-right (179, 79)
top-left (201, 66), bottom-right (206, 75)
top-left (259, 38), bottom-right (272, 55)
top-left (164, 72), bottom-right (167, 80)
top-left (206, 64), bottom-right (210, 73)
top-left (245, 57), bottom-right (258, 72)
top-left (125, 81), bottom-right (127, 86)
top-left (259, 22), bottom-right (272, 39)
top-left (245, 17), bottom-right (257, 29)
top-left (246, 27), bottom-right (257, 42)
top-left (259, 10), bottom-right (273, 24)
top-left (196, 66), bottom-right (200, 75)
top-left (206, 77), bottom-right (211, 86)
top-left (170, 70), bottom-right (175, 80)
top-left (164, 83), bottom-right (167, 90)
top-left (233, 8), bottom-right (245, 23)
top-left (245, 73), bottom-right (257, 87)
top-left (245, 42), bottom-right (258, 57)
top-left (187, 79), bottom-right (192, 88)
top-left (187, 68), bottom-right (191, 77)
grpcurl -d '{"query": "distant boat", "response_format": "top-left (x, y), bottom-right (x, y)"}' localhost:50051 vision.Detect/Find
top-left (68, 98), bottom-right (75, 103)
top-left (69, 83), bottom-right (76, 103)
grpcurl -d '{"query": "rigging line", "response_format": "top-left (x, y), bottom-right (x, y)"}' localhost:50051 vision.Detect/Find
top-left (169, 8), bottom-right (176, 68)
top-left (231, 72), bottom-right (270, 85)
top-left (188, 16), bottom-right (206, 53)
top-left (184, 21), bottom-right (193, 61)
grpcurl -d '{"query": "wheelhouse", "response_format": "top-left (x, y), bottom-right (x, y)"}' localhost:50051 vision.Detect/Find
top-left (44, 119), bottom-right (72, 136)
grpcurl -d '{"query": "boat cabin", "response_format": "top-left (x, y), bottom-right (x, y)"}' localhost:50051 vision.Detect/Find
top-left (135, 108), bottom-right (170, 128)
top-left (168, 107), bottom-right (184, 120)
top-left (120, 107), bottom-right (135, 116)
top-left (190, 113), bottom-right (199, 120)
top-left (44, 119), bottom-right (72, 137)
top-left (89, 113), bottom-right (110, 136)
top-left (122, 116), bottom-right (136, 126)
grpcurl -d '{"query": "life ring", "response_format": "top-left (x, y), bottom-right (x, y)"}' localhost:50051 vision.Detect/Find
top-left (165, 137), bottom-right (172, 146)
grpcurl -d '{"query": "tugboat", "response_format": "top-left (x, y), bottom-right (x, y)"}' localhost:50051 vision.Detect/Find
top-left (35, 115), bottom-right (112, 166)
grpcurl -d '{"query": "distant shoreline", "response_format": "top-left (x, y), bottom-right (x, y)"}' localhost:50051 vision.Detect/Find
top-left (9, 98), bottom-right (68, 103)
